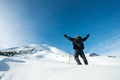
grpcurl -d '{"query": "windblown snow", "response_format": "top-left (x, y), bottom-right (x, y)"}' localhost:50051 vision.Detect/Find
top-left (0, 44), bottom-right (120, 80)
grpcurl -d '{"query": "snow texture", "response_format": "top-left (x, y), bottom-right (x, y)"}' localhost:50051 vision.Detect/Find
top-left (0, 44), bottom-right (120, 80)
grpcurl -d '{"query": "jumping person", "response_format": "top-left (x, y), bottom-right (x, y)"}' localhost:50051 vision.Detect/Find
top-left (64, 34), bottom-right (89, 65)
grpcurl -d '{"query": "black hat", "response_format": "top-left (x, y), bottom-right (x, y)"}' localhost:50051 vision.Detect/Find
top-left (75, 35), bottom-right (82, 39)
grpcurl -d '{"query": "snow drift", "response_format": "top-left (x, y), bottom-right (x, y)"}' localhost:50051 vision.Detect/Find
top-left (0, 44), bottom-right (120, 80)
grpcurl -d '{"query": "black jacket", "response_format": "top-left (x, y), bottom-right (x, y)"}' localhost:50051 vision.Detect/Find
top-left (64, 34), bottom-right (89, 50)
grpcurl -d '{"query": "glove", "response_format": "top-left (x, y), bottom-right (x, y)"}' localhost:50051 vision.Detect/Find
top-left (64, 34), bottom-right (67, 37)
top-left (87, 34), bottom-right (90, 37)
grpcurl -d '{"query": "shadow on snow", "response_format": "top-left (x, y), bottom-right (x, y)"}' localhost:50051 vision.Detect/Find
top-left (0, 58), bottom-right (25, 71)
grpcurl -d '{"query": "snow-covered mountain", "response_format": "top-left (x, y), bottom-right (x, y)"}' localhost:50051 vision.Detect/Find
top-left (1, 44), bottom-right (67, 55)
top-left (0, 44), bottom-right (70, 62)
top-left (0, 44), bottom-right (120, 65)
top-left (0, 44), bottom-right (120, 80)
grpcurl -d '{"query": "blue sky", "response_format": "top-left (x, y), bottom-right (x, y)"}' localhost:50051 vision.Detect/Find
top-left (0, 0), bottom-right (120, 56)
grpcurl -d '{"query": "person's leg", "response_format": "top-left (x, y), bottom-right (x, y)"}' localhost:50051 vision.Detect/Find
top-left (80, 50), bottom-right (88, 65)
top-left (74, 49), bottom-right (82, 65)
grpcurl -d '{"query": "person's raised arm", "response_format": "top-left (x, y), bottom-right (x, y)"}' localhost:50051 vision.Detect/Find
top-left (64, 34), bottom-right (74, 41)
top-left (82, 34), bottom-right (90, 41)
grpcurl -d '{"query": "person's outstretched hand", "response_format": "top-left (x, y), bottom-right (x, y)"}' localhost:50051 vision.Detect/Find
top-left (87, 34), bottom-right (90, 37)
top-left (64, 34), bottom-right (67, 37)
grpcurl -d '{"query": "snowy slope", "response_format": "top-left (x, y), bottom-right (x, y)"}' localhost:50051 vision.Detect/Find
top-left (0, 44), bottom-right (120, 80)
top-left (0, 44), bottom-right (69, 62)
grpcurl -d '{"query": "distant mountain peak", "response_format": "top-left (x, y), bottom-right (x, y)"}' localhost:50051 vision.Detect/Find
top-left (0, 44), bottom-right (69, 61)
top-left (89, 53), bottom-right (100, 57)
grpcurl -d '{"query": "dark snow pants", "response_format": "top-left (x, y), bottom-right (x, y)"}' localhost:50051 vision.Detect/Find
top-left (74, 49), bottom-right (88, 65)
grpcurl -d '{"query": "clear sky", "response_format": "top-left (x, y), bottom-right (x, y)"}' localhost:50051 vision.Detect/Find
top-left (0, 0), bottom-right (120, 56)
